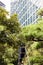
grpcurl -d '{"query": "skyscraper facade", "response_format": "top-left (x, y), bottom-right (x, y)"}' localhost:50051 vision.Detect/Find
top-left (11, 0), bottom-right (41, 26)
top-left (0, 1), bottom-right (5, 8)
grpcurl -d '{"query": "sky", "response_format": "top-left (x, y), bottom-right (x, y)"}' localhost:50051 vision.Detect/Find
top-left (0, 0), bottom-right (19, 12)
top-left (0, 0), bottom-right (10, 12)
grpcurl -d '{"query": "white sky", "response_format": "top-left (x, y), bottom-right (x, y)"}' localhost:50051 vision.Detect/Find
top-left (0, 0), bottom-right (10, 12)
top-left (0, 0), bottom-right (19, 12)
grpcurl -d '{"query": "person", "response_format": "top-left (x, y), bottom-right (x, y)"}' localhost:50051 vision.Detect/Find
top-left (18, 43), bottom-right (26, 65)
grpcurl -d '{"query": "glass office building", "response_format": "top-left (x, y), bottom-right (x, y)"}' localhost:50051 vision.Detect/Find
top-left (11, 0), bottom-right (41, 26)
top-left (0, 1), bottom-right (5, 8)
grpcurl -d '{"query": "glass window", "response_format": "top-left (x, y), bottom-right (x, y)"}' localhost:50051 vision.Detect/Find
top-left (36, 6), bottom-right (38, 9)
top-left (20, 17), bottom-right (25, 24)
top-left (29, 7), bottom-right (32, 14)
top-left (32, 13), bottom-right (35, 22)
top-left (23, 6), bottom-right (27, 14)
top-left (16, 7), bottom-right (20, 13)
top-left (27, 2), bottom-right (29, 9)
top-left (25, 13), bottom-right (27, 20)
top-left (19, 14), bottom-right (22, 19)
top-left (30, 16), bottom-right (32, 23)
top-left (23, 23), bottom-right (25, 26)
top-left (24, 15), bottom-right (25, 20)
top-left (29, 1), bottom-right (32, 6)
top-left (28, 18), bottom-right (31, 24)
top-left (36, 15), bottom-right (38, 19)
top-left (28, 19), bottom-right (29, 24)
top-left (23, 16), bottom-right (25, 22)
top-left (25, 21), bottom-right (27, 25)
top-left (25, 22), bottom-right (26, 26)
top-left (23, 22), bottom-right (26, 26)
top-left (19, 6), bottom-right (27, 18)
top-left (19, 3), bottom-right (23, 10)
top-left (20, 14), bottom-right (27, 24)
top-left (20, 19), bottom-right (23, 24)
top-left (23, 0), bottom-right (26, 6)
top-left (33, 5), bottom-right (36, 12)
top-left (19, 11), bottom-right (23, 18)
top-left (29, 16), bottom-right (32, 23)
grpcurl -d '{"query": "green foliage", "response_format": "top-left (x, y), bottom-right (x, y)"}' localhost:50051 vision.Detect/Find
top-left (33, 63), bottom-right (40, 65)
top-left (22, 19), bottom-right (43, 41)
top-left (0, 7), bottom-right (21, 65)
top-left (21, 18), bottom-right (43, 65)
top-left (0, 25), bottom-right (6, 31)
top-left (9, 14), bottom-right (21, 33)
top-left (0, 7), bottom-right (43, 65)
top-left (30, 56), bottom-right (43, 63)
top-left (7, 63), bottom-right (14, 65)
top-left (0, 7), bottom-right (8, 23)
top-left (30, 42), bottom-right (40, 49)
top-left (37, 8), bottom-right (43, 16)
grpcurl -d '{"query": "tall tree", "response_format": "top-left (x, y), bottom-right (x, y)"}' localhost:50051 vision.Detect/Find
top-left (0, 7), bottom-right (21, 65)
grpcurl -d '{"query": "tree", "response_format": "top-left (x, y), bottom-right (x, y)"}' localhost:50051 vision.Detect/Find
top-left (37, 8), bottom-right (43, 19)
top-left (0, 7), bottom-right (21, 65)
top-left (19, 9), bottom-right (43, 65)
top-left (37, 8), bottom-right (43, 16)
top-left (21, 19), bottom-right (43, 65)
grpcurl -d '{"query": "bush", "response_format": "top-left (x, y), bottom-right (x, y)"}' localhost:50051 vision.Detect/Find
top-left (30, 56), bottom-right (43, 63)
top-left (30, 42), bottom-right (40, 50)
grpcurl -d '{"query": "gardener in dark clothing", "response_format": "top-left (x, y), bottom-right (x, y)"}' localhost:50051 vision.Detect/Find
top-left (18, 44), bottom-right (26, 65)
